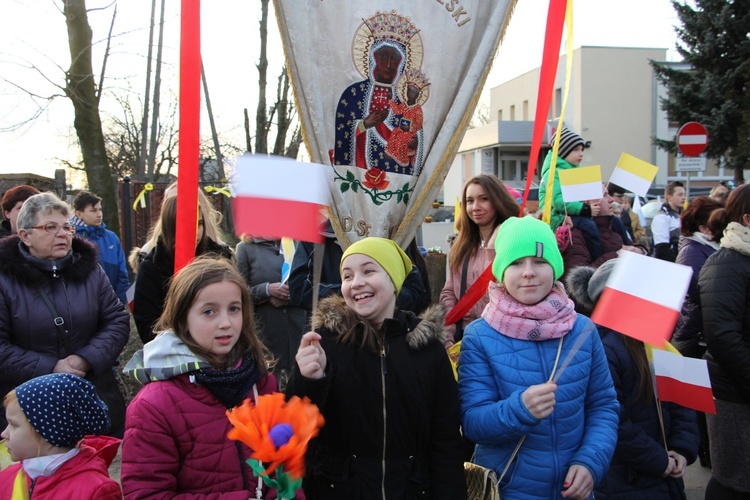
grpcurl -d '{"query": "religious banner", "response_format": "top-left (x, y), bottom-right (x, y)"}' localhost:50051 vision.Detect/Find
top-left (274, 1), bottom-right (517, 247)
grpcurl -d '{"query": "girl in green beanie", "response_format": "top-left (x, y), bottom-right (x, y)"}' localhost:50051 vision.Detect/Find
top-left (458, 216), bottom-right (618, 500)
top-left (288, 237), bottom-right (466, 499)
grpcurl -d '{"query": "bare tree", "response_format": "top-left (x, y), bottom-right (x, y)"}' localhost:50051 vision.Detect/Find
top-left (250, 1), bottom-right (303, 158)
top-left (64, 0), bottom-right (120, 234)
top-left (102, 93), bottom-right (179, 181)
top-left (136, 0), bottom-right (157, 179)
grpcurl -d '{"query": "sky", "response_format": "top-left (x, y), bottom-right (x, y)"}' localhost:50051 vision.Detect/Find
top-left (0, 0), bottom-right (679, 180)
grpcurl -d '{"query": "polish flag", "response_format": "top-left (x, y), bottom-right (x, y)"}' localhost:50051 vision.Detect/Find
top-left (591, 252), bottom-right (692, 346)
top-left (558, 165), bottom-right (603, 202)
top-left (651, 348), bottom-right (716, 414)
top-left (233, 154), bottom-right (330, 243)
top-left (126, 283), bottom-right (136, 314)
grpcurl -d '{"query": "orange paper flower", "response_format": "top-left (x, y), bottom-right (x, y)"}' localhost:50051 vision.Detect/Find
top-left (227, 393), bottom-right (324, 480)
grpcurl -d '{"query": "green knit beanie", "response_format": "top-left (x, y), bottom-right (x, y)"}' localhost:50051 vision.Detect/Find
top-left (341, 237), bottom-right (413, 294)
top-left (492, 216), bottom-right (564, 282)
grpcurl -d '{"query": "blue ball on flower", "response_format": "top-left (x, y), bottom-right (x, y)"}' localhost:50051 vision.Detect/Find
top-left (269, 423), bottom-right (294, 449)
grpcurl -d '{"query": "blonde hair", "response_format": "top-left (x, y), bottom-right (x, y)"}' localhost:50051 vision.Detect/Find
top-left (129, 183), bottom-right (225, 272)
top-left (3, 391), bottom-right (46, 455)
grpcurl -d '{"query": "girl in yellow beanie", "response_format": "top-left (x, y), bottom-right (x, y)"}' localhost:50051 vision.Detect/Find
top-left (288, 237), bottom-right (466, 499)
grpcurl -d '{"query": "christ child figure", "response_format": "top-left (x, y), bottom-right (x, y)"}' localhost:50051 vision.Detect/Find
top-left (386, 69), bottom-right (430, 168)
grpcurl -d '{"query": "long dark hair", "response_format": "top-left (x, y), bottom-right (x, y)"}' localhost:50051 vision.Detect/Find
top-left (450, 174), bottom-right (519, 273)
top-left (621, 337), bottom-right (654, 405)
top-left (155, 257), bottom-right (273, 371)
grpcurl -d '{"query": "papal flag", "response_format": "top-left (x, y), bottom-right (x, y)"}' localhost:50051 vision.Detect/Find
top-left (273, 1), bottom-right (517, 246)
top-left (608, 153), bottom-right (658, 197)
top-left (558, 165), bottom-right (602, 203)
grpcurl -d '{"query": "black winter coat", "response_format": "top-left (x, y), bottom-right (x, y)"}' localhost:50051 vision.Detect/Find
top-left (699, 247), bottom-right (750, 404)
top-left (133, 237), bottom-right (234, 344)
top-left (595, 327), bottom-right (698, 499)
top-left (0, 236), bottom-right (130, 430)
top-left (287, 296), bottom-right (466, 500)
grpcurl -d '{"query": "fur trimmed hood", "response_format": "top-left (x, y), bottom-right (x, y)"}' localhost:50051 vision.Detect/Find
top-left (312, 295), bottom-right (446, 350)
top-left (0, 235), bottom-right (99, 285)
top-left (566, 259), bottom-right (619, 316)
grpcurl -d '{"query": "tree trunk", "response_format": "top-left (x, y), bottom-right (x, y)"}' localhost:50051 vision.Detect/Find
top-left (137, 0), bottom-right (157, 180)
top-left (202, 62), bottom-right (235, 238)
top-left (272, 67), bottom-right (292, 156)
top-left (244, 108), bottom-right (252, 153)
top-left (147, 0), bottom-right (166, 181)
top-left (64, 0), bottom-right (120, 235)
top-left (254, 0), bottom-right (269, 154)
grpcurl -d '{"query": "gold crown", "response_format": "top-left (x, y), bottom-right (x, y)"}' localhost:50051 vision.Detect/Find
top-left (403, 68), bottom-right (430, 89)
top-left (364, 10), bottom-right (419, 46)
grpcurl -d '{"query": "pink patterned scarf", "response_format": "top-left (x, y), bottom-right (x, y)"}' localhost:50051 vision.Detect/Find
top-left (482, 282), bottom-right (577, 341)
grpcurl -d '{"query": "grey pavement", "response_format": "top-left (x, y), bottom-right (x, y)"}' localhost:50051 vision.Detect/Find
top-left (685, 459), bottom-right (712, 500)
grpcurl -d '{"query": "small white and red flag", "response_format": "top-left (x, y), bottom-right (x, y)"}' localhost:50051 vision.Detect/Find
top-left (232, 154), bottom-right (330, 243)
top-left (591, 252), bottom-right (692, 346)
top-left (651, 348), bottom-right (716, 414)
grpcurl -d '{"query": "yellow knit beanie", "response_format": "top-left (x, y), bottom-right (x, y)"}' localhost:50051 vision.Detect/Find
top-left (340, 237), bottom-right (412, 294)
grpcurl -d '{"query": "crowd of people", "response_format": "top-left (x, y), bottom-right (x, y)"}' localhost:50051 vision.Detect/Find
top-left (0, 160), bottom-right (747, 499)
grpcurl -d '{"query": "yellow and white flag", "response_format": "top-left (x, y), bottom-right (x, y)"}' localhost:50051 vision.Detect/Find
top-left (274, 1), bottom-right (517, 246)
top-left (558, 165), bottom-right (602, 203)
top-left (609, 153), bottom-right (658, 197)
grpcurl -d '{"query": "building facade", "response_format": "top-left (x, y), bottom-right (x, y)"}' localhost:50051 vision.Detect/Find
top-left (443, 46), bottom-right (730, 205)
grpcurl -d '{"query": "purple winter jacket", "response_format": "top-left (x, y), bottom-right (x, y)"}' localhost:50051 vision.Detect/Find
top-left (673, 235), bottom-right (718, 344)
top-left (0, 236), bottom-right (130, 429)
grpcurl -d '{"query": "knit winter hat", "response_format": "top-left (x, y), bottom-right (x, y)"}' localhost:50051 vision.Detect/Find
top-left (493, 216), bottom-right (564, 282)
top-left (566, 259), bottom-right (618, 315)
top-left (552, 127), bottom-right (585, 161)
top-left (341, 237), bottom-right (412, 295)
top-left (15, 373), bottom-right (110, 448)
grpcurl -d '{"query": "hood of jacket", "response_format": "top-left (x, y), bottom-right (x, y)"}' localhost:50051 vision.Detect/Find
top-left (124, 330), bottom-right (209, 384)
top-left (0, 235), bottom-right (99, 285)
top-left (70, 216), bottom-right (109, 239)
top-left (311, 295), bottom-right (445, 350)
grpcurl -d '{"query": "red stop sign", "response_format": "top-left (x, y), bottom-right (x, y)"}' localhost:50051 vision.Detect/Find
top-left (677, 122), bottom-right (708, 157)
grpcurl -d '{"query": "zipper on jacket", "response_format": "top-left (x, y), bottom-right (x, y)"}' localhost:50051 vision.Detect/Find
top-left (28, 477), bottom-right (37, 498)
top-left (380, 340), bottom-right (387, 500)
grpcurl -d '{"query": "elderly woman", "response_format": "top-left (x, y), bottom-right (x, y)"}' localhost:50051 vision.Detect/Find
top-left (0, 192), bottom-right (130, 434)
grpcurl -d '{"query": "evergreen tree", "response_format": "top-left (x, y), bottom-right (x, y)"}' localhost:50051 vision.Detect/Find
top-left (651, 0), bottom-right (750, 183)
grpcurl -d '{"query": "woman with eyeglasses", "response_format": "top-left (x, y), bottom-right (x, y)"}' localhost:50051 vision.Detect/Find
top-left (0, 192), bottom-right (131, 435)
top-left (132, 195), bottom-right (234, 345)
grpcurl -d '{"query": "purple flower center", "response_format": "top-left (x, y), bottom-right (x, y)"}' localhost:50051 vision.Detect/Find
top-left (269, 423), bottom-right (294, 449)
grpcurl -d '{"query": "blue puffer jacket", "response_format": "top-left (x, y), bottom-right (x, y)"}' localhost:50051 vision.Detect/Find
top-left (595, 327), bottom-right (698, 499)
top-left (73, 221), bottom-right (130, 306)
top-left (459, 315), bottom-right (618, 500)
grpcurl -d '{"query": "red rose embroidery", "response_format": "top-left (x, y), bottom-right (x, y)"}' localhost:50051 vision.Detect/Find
top-left (362, 168), bottom-right (390, 190)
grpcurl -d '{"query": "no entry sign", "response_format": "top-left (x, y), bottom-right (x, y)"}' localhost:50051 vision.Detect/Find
top-left (677, 122), bottom-right (708, 157)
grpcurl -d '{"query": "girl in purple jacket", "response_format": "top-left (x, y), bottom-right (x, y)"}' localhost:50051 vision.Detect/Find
top-left (121, 258), bottom-right (300, 499)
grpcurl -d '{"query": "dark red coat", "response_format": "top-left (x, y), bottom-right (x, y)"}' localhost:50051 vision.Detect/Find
top-left (121, 373), bottom-right (304, 499)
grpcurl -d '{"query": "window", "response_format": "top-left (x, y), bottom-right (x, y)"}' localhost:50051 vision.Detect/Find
top-left (510, 105), bottom-right (515, 121)
top-left (523, 100), bottom-right (529, 121)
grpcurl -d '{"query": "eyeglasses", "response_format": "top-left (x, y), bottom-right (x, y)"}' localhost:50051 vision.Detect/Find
top-left (28, 223), bottom-right (76, 235)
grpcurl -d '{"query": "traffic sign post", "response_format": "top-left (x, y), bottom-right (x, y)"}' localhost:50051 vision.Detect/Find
top-left (676, 122), bottom-right (709, 199)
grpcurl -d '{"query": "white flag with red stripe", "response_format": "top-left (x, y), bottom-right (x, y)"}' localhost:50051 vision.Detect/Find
top-left (651, 348), bottom-right (716, 414)
top-left (232, 154), bottom-right (330, 243)
top-left (591, 252), bottom-right (692, 345)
